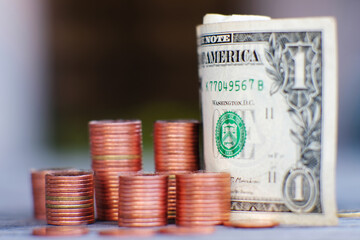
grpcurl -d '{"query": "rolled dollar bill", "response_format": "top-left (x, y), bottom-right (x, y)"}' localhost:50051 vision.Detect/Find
top-left (197, 14), bottom-right (338, 225)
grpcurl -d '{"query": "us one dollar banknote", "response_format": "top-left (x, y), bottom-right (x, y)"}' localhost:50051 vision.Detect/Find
top-left (197, 14), bottom-right (338, 225)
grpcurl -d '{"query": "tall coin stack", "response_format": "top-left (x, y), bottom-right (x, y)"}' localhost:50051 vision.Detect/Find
top-left (176, 172), bottom-right (231, 226)
top-left (45, 170), bottom-right (95, 225)
top-left (31, 168), bottom-right (73, 220)
top-left (153, 120), bottom-right (200, 219)
top-left (89, 120), bottom-right (142, 221)
top-left (118, 173), bottom-right (168, 227)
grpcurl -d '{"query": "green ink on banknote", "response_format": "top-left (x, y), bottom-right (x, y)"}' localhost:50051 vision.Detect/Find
top-left (215, 111), bottom-right (246, 158)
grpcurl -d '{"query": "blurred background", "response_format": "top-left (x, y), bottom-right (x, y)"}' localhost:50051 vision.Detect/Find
top-left (0, 0), bottom-right (359, 215)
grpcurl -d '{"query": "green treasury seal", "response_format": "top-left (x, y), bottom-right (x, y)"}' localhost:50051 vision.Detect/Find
top-left (215, 111), bottom-right (246, 158)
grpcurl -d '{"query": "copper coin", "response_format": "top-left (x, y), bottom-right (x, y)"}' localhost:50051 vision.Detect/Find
top-left (90, 146), bottom-right (142, 151)
top-left (91, 151), bottom-right (141, 156)
top-left (47, 215), bottom-right (95, 221)
top-left (46, 195), bottom-right (92, 201)
top-left (46, 192), bottom-right (94, 198)
top-left (119, 180), bottom-right (167, 186)
top-left (46, 188), bottom-right (93, 193)
top-left (176, 220), bottom-right (223, 226)
top-left (47, 211), bottom-right (94, 217)
top-left (46, 178), bottom-right (93, 184)
top-left (119, 209), bottom-right (167, 215)
top-left (119, 189), bottom-right (168, 195)
top-left (90, 141), bottom-right (142, 147)
top-left (118, 205), bottom-right (167, 210)
top-left (119, 174), bottom-right (167, 180)
top-left (119, 219), bottom-right (167, 224)
top-left (176, 193), bottom-right (230, 198)
top-left (45, 183), bottom-right (94, 189)
top-left (46, 170), bottom-right (93, 178)
top-left (118, 185), bottom-right (167, 190)
top-left (223, 219), bottom-right (279, 228)
top-left (177, 208), bottom-right (229, 214)
top-left (46, 203), bottom-right (93, 209)
top-left (176, 215), bottom-right (225, 221)
top-left (119, 217), bottom-right (167, 223)
top-left (119, 221), bottom-right (166, 227)
top-left (157, 167), bottom-right (198, 172)
top-left (176, 178), bottom-right (230, 183)
top-left (176, 205), bottom-right (229, 211)
top-left (92, 155), bottom-right (141, 160)
top-left (47, 207), bottom-right (94, 213)
top-left (92, 164), bottom-right (142, 169)
top-left (119, 201), bottom-right (167, 207)
top-left (47, 219), bottom-right (95, 226)
top-left (119, 194), bottom-right (167, 199)
top-left (158, 226), bottom-right (215, 235)
top-left (92, 160), bottom-right (141, 165)
top-left (32, 226), bottom-right (89, 236)
top-left (94, 167), bottom-right (141, 173)
top-left (46, 199), bottom-right (93, 205)
top-left (177, 172), bottom-right (230, 178)
top-left (89, 119), bottom-right (141, 127)
top-left (99, 228), bottom-right (156, 237)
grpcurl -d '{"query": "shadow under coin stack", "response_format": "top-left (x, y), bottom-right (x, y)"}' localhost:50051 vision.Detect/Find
top-left (31, 168), bottom-right (73, 220)
top-left (176, 172), bottom-right (231, 226)
top-left (118, 174), bottom-right (168, 227)
top-left (154, 120), bottom-right (200, 219)
top-left (89, 120), bottom-right (142, 221)
top-left (45, 170), bottom-right (95, 225)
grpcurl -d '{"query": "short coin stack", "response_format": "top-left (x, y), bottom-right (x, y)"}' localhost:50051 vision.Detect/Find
top-left (89, 120), bottom-right (142, 221)
top-left (118, 173), bottom-right (168, 227)
top-left (153, 120), bottom-right (200, 219)
top-left (45, 170), bottom-right (95, 225)
top-left (31, 168), bottom-right (73, 220)
top-left (176, 172), bottom-right (231, 226)
top-left (154, 120), bottom-right (200, 172)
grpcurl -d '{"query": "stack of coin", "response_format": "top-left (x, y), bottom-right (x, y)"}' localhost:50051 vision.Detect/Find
top-left (45, 170), bottom-right (95, 225)
top-left (31, 168), bottom-right (74, 220)
top-left (118, 173), bottom-right (168, 227)
top-left (167, 174), bottom-right (177, 219)
top-left (154, 120), bottom-right (199, 172)
top-left (176, 172), bottom-right (231, 226)
top-left (89, 120), bottom-right (142, 221)
top-left (153, 120), bottom-right (200, 219)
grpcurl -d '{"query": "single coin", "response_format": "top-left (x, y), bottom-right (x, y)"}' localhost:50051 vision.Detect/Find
top-left (46, 191), bottom-right (94, 197)
top-left (46, 215), bottom-right (95, 221)
top-left (158, 226), bottom-right (215, 235)
top-left (92, 155), bottom-right (141, 160)
top-left (47, 219), bottom-right (95, 226)
top-left (46, 207), bottom-right (94, 213)
top-left (223, 219), bottom-right (279, 228)
top-left (46, 188), bottom-right (93, 193)
top-left (32, 226), bottom-right (89, 236)
top-left (118, 217), bottom-right (167, 223)
top-left (46, 199), bottom-right (93, 205)
top-left (46, 196), bottom-right (92, 201)
top-left (99, 228), bottom-right (156, 237)
top-left (119, 221), bottom-right (167, 227)
top-left (47, 211), bottom-right (94, 217)
top-left (176, 219), bottom-right (223, 226)
top-left (46, 203), bottom-right (93, 209)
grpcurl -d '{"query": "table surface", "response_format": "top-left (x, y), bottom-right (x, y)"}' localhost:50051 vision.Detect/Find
top-left (0, 147), bottom-right (359, 239)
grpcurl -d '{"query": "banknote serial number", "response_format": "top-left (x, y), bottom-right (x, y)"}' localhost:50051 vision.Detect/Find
top-left (205, 79), bottom-right (264, 92)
